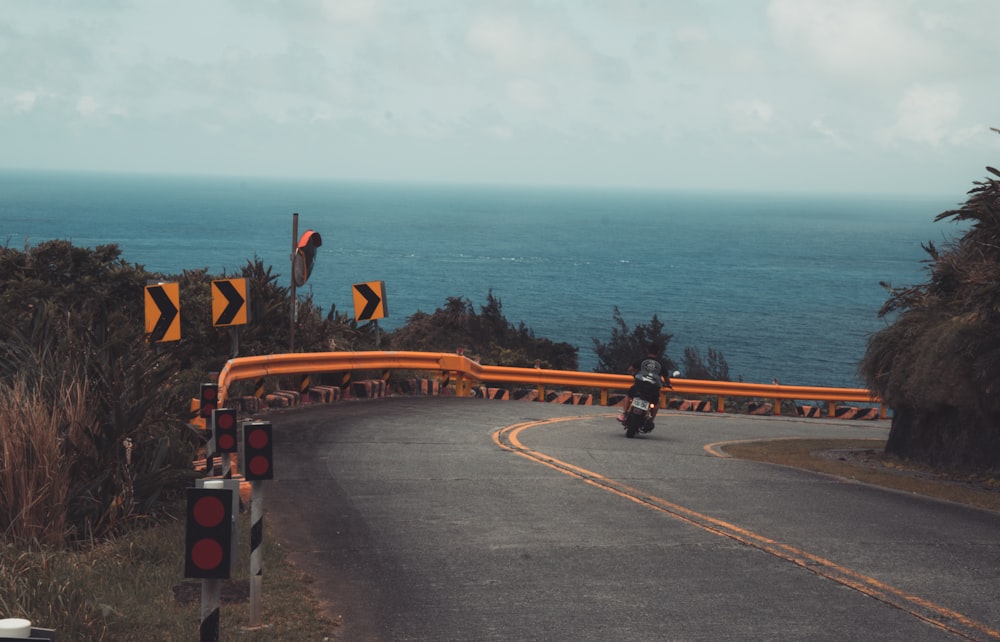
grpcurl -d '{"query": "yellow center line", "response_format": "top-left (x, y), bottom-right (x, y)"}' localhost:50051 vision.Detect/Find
top-left (494, 415), bottom-right (999, 641)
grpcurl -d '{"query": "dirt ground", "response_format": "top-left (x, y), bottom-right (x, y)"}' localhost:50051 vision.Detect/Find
top-left (722, 439), bottom-right (1000, 513)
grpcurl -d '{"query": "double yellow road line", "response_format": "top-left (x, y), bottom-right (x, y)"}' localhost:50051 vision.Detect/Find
top-left (493, 415), bottom-right (998, 641)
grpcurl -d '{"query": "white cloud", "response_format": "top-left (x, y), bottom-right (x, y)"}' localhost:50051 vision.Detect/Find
top-left (467, 14), bottom-right (546, 71)
top-left (485, 124), bottom-right (513, 140)
top-left (811, 118), bottom-right (850, 149)
top-left (75, 95), bottom-right (100, 117)
top-left (766, 0), bottom-right (941, 83)
top-left (728, 99), bottom-right (774, 133)
top-left (465, 11), bottom-right (587, 74)
top-left (1, 0), bottom-right (997, 194)
top-left (881, 84), bottom-right (962, 146)
top-left (321, 0), bottom-right (382, 25)
top-left (13, 91), bottom-right (39, 113)
top-left (506, 79), bottom-right (551, 110)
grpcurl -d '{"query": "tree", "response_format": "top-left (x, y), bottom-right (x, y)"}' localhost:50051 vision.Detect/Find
top-left (860, 151), bottom-right (1000, 470)
top-left (682, 346), bottom-right (731, 381)
top-left (388, 291), bottom-right (578, 370)
top-left (591, 307), bottom-right (676, 374)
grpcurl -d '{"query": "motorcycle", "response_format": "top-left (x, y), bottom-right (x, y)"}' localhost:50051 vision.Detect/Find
top-left (620, 359), bottom-right (666, 438)
top-left (622, 394), bottom-right (657, 438)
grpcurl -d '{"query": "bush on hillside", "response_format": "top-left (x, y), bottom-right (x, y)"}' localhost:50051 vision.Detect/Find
top-left (388, 291), bottom-right (578, 370)
top-left (682, 346), bottom-right (731, 381)
top-left (860, 148), bottom-right (1000, 470)
top-left (591, 307), bottom-right (677, 374)
top-left (0, 242), bottom-right (352, 545)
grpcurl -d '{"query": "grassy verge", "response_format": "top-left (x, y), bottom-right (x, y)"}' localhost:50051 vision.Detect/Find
top-left (722, 438), bottom-right (1000, 513)
top-left (1, 504), bottom-right (340, 641)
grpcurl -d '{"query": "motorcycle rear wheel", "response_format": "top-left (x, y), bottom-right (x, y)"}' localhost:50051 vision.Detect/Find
top-left (625, 412), bottom-right (642, 438)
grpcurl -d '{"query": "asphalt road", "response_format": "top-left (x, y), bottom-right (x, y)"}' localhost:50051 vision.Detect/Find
top-left (263, 397), bottom-right (1000, 641)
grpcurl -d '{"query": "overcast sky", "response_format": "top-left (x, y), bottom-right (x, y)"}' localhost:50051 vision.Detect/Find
top-left (3, 0), bottom-right (998, 195)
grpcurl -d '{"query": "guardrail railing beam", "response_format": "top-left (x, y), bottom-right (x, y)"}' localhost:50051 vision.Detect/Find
top-left (217, 350), bottom-right (884, 417)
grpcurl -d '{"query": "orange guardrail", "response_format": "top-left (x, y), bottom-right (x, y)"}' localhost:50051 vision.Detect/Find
top-left (216, 350), bottom-right (884, 418)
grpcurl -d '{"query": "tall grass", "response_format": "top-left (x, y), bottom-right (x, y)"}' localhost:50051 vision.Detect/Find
top-left (1, 308), bottom-right (200, 547)
top-left (0, 376), bottom-right (92, 546)
top-left (0, 508), bottom-right (341, 641)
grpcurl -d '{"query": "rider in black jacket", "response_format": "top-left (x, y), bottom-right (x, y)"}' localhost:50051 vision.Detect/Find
top-left (619, 343), bottom-right (672, 430)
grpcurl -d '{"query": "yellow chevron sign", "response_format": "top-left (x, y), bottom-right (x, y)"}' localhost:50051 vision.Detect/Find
top-left (212, 278), bottom-right (249, 327)
top-left (144, 282), bottom-right (181, 342)
top-left (352, 281), bottom-right (387, 322)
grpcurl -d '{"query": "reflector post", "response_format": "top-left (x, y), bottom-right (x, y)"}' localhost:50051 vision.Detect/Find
top-left (184, 487), bottom-right (233, 579)
top-left (212, 408), bottom-right (238, 453)
top-left (242, 422), bottom-right (274, 481)
top-left (199, 383), bottom-right (219, 419)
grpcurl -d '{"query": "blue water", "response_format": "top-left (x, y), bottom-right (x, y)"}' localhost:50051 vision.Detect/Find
top-left (0, 170), bottom-right (966, 388)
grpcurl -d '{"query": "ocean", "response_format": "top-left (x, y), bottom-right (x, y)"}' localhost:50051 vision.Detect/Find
top-left (0, 169), bottom-right (967, 388)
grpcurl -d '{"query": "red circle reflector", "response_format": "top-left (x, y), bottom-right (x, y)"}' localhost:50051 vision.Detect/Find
top-left (191, 538), bottom-right (224, 570)
top-left (192, 496), bottom-right (225, 527)
top-left (247, 429), bottom-right (269, 449)
top-left (248, 455), bottom-right (270, 477)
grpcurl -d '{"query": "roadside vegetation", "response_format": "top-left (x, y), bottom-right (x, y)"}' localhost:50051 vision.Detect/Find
top-left (0, 235), bottom-right (729, 638)
top-left (590, 306), bottom-right (731, 381)
top-left (387, 290), bottom-right (578, 369)
top-left (0, 243), bottom-right (353, 637)
top-left (861, 137), bottom-right (1000, 472)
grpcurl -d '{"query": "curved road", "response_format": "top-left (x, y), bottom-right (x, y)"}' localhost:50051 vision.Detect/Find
top-left (264, 397), bottom-right (1000, 641)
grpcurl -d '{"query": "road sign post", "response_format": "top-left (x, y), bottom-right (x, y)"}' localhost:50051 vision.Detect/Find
top-left (187, 482), bottom-right (233, 642)
top-left (200, 384), bottom-right (219, 472)
top-left (242, 421), bottom-right (274, 627)
top-left (290, 215), bottom-right (323, 352)
top-left (352, 280), bottom-right (388, 347)
top-left (249, 479), bottom-right (264, 627)
top-left (212, 408), bottom-right (237, 478)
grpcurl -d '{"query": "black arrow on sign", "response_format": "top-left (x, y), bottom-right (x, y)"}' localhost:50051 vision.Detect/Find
top-left (356, 283), bottom-right (382, 321)
top-left (214, 280), bottom-right (246, 325)
top-left (148, 285), bottom-right (178, 342)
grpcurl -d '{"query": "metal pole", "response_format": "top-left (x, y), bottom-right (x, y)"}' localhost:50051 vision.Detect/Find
top-left (204, 414), bottom-right (216, 475)
top-left (229, 327), bottom-right (240, 359)
top-left (290, 212), bottom-right (298, 352)
top-left (200, 579), bottom-right (221, 642)
top-left (199, 480), bottom-right (226, 642)
top-left (249, 480), bottom-right (264, 626)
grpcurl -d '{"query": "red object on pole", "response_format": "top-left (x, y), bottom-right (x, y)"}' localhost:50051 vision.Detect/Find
top-left (199, 384), bottom-right (219, 419)
top-left (242, 422), bottom-right (274, 481)
top-left (293, 229), bottom-right (323, 287)
top-left (212, 408), bottom-right (238, 453)
top-left (184, 488), bottom-right (233, 579)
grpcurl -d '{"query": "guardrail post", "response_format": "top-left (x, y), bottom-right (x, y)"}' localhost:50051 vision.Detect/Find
top-left (717, 395), bottom-right (725, 413)
top-left (600, 389), bottom-right (608, 406)
top-left (828, 400), bottom-right (836, 417)
top-left (537, 384), bottom-right (545, 402)
top-left (773, 398), bottom-right (781, 416)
